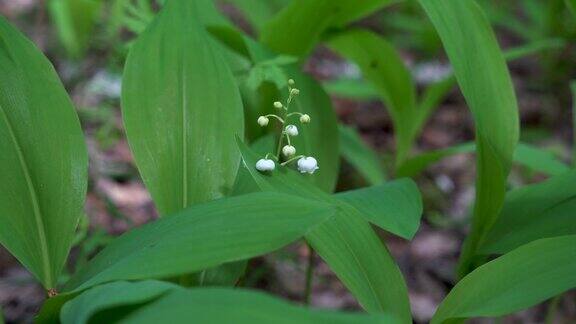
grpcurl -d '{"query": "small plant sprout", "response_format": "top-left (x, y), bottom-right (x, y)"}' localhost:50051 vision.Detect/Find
top-left (255, 79), bottom-right (319, 174)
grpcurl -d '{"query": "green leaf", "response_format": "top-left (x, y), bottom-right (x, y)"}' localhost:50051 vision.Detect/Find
top-left (64, 192), bottom-right (334, 292)
top-left (432, 235), bottom-right (576, 324)
top-left (0, 16), bottom-right (88, 289)
top-left (418, 0), bottom-right (520, 276)
top-left (49, 0), bottom-right (102, 58)
top-left (65, 283), bottom-right (397, 324)
top-left (327, 29), bottom-right (417, 164)
top-left (261, 0), bottom-right (397, 57)
top-left (567, 0), bottom-right (576, 17)
top-left (335, 179), bottom-right (422, 240)
top-left (397, 142), bottom-right (568, 178)
top-left (0, 306), bottom-right (3, 324)
top-left (61, 281), bottom-right (179, 324)
top-left (480, 170), bottom-right (576, 254)
top-left (339, 125), bottom-right (386, 185)
top-left (121, 0), bottom-right (244, 216)
top-left (237, 139), bottom-right (411, 321)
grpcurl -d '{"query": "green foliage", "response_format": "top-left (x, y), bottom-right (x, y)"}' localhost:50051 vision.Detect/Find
top-left (260, 0), bottom-right (397, 57)
top-left (49, 0), bottom-right (102, 58)
top-left (328, 29), bottom-right (418, 164)
top-left (238, 139), bottom-right (412, 321)
top-left (0, 16), bottom-right (87, 289)
top-left (481, 170), bottom-right (576, 254)
top-left (62, 281), bottom-right (398, 324)
top-left (432, 235), bottom-right (576, 324)
top-left (64, 192), bottom-right (334, 292)
top-left (418, 0), bottom-right (520, 276)
top-left (335, 179), bottom-right (422, 240)
top-left (397, 142), bottom-right (569, 177)
top-left (122, 0), bottom-right (244, 215)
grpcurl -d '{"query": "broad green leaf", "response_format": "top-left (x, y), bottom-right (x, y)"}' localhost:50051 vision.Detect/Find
top-left (327, 29), bottom-right (417, 164)
top-left (480, 170), bottom-right (576, 254)
top-left (261, 0), bottom-right (397, 57)
top-left (0, 307), bottom-right (3, 324)
top-left (418, 0), bottom-right (520, 276)
top-left (64, 192), bottom-right (335, 292)
top-left (49, 0), bottom-right (102, 58)
top-left (68, 284), bottom-right (397, 324)
top-left (122, 0), bottom-right (244, 216)
top-left (339, 125), bottom-right (386, 185)
top-left (432, 235), bottom-right (576, 324)
top-left (61, 281), bottom-right (178, 324)
top-left (0, 17), bottom-right (88, 289)
top-left (335, 179), bottom-right (422, 240)
top-left (397, 142), bottom-right (568, 178)
top-left (238, 139), bottom-right (411, 321)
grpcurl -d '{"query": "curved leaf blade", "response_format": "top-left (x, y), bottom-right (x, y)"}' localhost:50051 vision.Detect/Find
top-left (432, 235), bottom-right (576, 323)
top-left (122, 0), bottom-right (244, 216)
top-left (481, 170), bottom-right (576, 254)
top-left (335, 179), bottom-right (423, 240)
top-left (61, 281), bottom-right (178, 324)
top-left (64, 192), bottom-right (334, 292)
top-left (418, 0), bottom-right (520, 275)
top-left (327, 29), bottom-right (417, 164)
top-left (0, 17), bottom-right (88, 289)
top-left (65, 283), bottom-right (397, 324)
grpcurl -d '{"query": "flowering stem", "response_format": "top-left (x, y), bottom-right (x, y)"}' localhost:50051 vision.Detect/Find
top-left (265, 114), bottom-right (285, 123)
top-left (287, 112), bottom-right (304, 118)
top-left (281, 155), bottom-right (305, 166)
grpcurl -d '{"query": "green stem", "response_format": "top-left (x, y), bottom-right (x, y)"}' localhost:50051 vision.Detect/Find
top-left (303, 243), bottom-right (314, 306)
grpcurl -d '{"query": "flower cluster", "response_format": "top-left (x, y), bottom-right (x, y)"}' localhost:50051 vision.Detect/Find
top-left (255, 79), bottom-right (319, 174)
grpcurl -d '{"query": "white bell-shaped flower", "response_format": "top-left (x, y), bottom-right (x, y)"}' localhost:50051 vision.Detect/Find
top-left (299, 114), bottom-right (310, 124)
top-left (255, 158), bottom-right (275, 172)
top-left (273, 101), bottom-right (283, 109)
top-left (257, 116), bottom-right (269, 127)
top-left (285, 124), bottom-right (299, 136)
top-left (297, 156), bottom-right (319, 174)
top-left (282, 145), bottom-right (296, 157)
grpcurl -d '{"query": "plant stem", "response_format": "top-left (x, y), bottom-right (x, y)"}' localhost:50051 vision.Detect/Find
top-left (303, 242), bottom-right (314, 306)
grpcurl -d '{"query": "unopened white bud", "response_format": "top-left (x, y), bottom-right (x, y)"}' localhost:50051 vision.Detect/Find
top-left (273, 101), bottom-right (283, 109)
top-left (300, 114), bottom-right (310, 124)
top-left (290, 88), bottom-right (300, 96)
top-left (297, 156), bottom-right (319, 174)
top-left (255, 158), bottom-right (275, 172)
top-left (257, 116), bottom-right (269, 126)
top-left (288, 79), bottom-right (295, 86)
top-left (282, 145), bottom-right (296, 157)
top-left (285, 124), bottom-right (299, 136)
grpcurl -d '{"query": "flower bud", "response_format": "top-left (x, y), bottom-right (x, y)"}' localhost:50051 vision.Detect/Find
top-left (257, 116), bottom-right (269, 126)
top-left (282, 145), bottom-right (296, 157)
top-left (290, 88), bottom-right (300, 96)
top-left (255, 158), bottom-right (275, 172)
top-left (297, 156), bottom-right (319, 174)
top-left (285, 124), bottom-right (299, 136)
top-left (273, 101), bottom-right (283, 109)
top-left (288, 79), bottom-right (295, 86)
top-left (300, 114), bottom-right (310, 124)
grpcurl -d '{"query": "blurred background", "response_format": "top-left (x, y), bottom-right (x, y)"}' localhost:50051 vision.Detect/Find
top-left (0, 0), bottom-right (575, 323)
